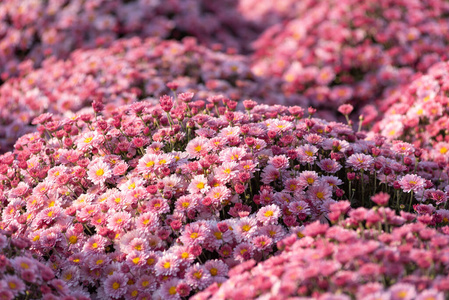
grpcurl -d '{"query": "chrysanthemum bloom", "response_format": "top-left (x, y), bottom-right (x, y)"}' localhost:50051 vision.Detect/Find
top-left (317, 158), bottom-right (342, 174)
top-left (188, 175), bottom-right (210, 194)
top-left (82, 235), bottom-right (108, 254)
top-left (76, 131), bottom-right (98, 151)
top-left (186, 137), bottom-right (211, 158)
top-left (256, 204), bottom-right (281, 225)
top-left (233, 242), bottom-right (254, 262)
top-left (159, 278), bottom-right (181, 299)
top-left (392, 141), bottom-right (415, 156)
top-left (288, 201), bottom-right (311, 215)
top-left (204, 259), bottom-right (229, 279)
top-left (261, 165), bottom-right (280, 184)
top-left (346, 153), bottom-right (374, 171)
top-left (136, 274), bottom-right (157, 292)
top-left (268, 155), bottom-right (290, 169)
top-left (3, 275), bottom-right (26, 296)
top-left (389, 283), bottom-right (416, 300)
top-left (234, 217), bottom-right (257, 242)
top-left (104, 273), bottom-right (128, 299)
top-left (308, 183), bottom-right (333, 202)
top-left (180, 223), bottom-right (210, 247)
top-left (185, 263), bottom-right (212, 290)
top-left (214, 161), bottom-right (238, 183)
top-left (136, 153), bottom-right (159, 175)
top-left (175, 195), bottom-right (198, 212)
top-left (220, 147), bottom-right (247, 162)
top-left (298, 171), bottom-right (319, 187)
top-left (297, 145), bottom-right (318, 164)
top-left (252, 235), bottom-right (273, 251)
top-left (155, 253), bottom-right (180, 276)
top-left (207, 186), bottom-right (231, 205)
top-left (107, 211), bottom-right (132, 232)
top-left (398, 174), bottom-right (425, 193)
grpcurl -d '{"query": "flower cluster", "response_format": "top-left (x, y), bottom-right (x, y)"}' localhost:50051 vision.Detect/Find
top-left (195, 201), bottom-right (449, 299)
top-left (0, 228), bottom-right (88, 299)
top-left (0, 36), bottom-right (294, 153)
top-left (373, 60), bottom-right (449, 149)
top-left (0, 0), bottom-right (294, 79)
top-left (0, 94), bottom-right (448, 298)
top-left (251, 0), bottom-right (449, 119)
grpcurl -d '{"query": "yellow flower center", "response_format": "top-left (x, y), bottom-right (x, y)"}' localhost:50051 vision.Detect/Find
top-left (194, 145), bottom-right (202, 152)
top-left (112, 282), bottom-right (120, 290)
top-left (146, 161), bottom-right (154, 167)
top-left (84, 137), bottom-right (93, 144)
top-left (190, 232), bottom-right (199, 239)
top-left (163, 262), bottom-right (171, 269)
top-left (132, 257), bottom-right (140, 264)
top-left (196, 182), bottom-right (204, 189)
top-left (20, 262), bottom-right (29, 269)
top-left (210, 268), bottom-right (218, 276)
top-left (316, 192), bottom-right (324, 199)
top-left (305, 150), bottom-right (314, 157)
top-left (194, 271), bottom-right (203, 279)
top-left (169, 286), bottom-right (177, 295)
top-left (242, 224), bottom-right (251, 232)
top-left (307, 178), bottom-right (314, 184)
top-left (69, 236), bottom-right (78, 244)
top-left (96, 169), bottom-right (104, 176)
top-left (264, 210), bottom-right (274, 217)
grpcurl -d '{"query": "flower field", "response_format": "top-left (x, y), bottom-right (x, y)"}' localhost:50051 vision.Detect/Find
top-left (0, 1), bottom-right (449, 299)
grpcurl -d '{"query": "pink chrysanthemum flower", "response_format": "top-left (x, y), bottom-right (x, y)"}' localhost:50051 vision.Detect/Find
top-left (188, 175), bottom-right (210, 194)
top-left (234, 217), bottom-right (257, 242)
top-left (252, 235), bottom-right (273, 251)
top-left (175, 195), bottom-right (198, 212)
top-left (298, 170), bottom-right (319, 187)
top-left (76, 131), bottom-right (98, 151)
top-left (159, 278), bottom-right (181, 299)
top-left (104, 273), bottom-right (128, 299)
top-left (3, 275), bottom-right (26, 296)
top-left (283, 178), bottom-right (303, 193)
top-left (186, 137), bottom-right (211, 158)
top-left (185, 263), bottom-right (212, 290)
top-left (204, 259), bottom-right (229, 279)
top-left (288, 201), bottom-right (311, 215)
top-left (392, 141), bottom-right (415, 156)
top-left (233, 242), bottom-right (254, 262)
top-left (297, 144), bottom-right (318, 164)
top-left (256, 204), bottom-right (281, 225)
top-left (207, 186), bottom-right (232, 205)
top-left (136, 212), bottom-right (159, 232)
top-left (346, 153), bottom-right (374, 171)
top-left (219, 126), bottom-right (241, 139)
top-left (261, 165), bottom-right (280, 184)
top-left (155, 253), bottom-right (180, 276)
top-left (317, 158), bottom-right (342, 173)
top-left (180, 223), bottom-right (210, 247)
top-left (82, 235), bottom-right (108, 254)
top-left (214, 161), bottom-right (239, 183)
top-left (220, 147), bottom-right (247, 162)
top-left (308, 183), bottom-right (333, 202)
top-left (136, 153), bottom-right (159, 174)
top-left (268, 155), bottom-right (290, 169)
top-left (107, 211), bottom-right (132, 232)
top-left (398, 174), bottom-right (425, 193)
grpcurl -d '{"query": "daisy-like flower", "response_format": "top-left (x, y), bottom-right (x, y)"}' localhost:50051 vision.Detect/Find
top-left (159, 278), bottom-right (181, 299)
top-left (175, 195), bottom-right (198, 212)
top-left (234, 217), bottom-right (257, 242)
top-left (214, 161), bottom-right (238, 183)
top-left (268, 155), bottom-right (290, 169)
top-left (261, 165), bottom-right (280, 184)
top-left (107, 211), bottom-right (132, 232)
top-left (256, 204), bottom-right (281, 225)
top-left (136, 212), bottom-right (159, 232)
top-left (288, 201), bottom-right (311, 215)
top-left (298, 171), bottom-right (319, 187)
top-left (220, 147), bottom-right (247, 162)
top-left (76, 131), bottom-right (98, 151)
top-left (188, 175), bottom-right (210, 194)
top-left (219, 126), bottom-right (241, 139)
top-left (155, 253), bottom-right (180, 276)
top-left (104, 272), bottom-right (128, 299)
top-left (317, 159), bottom-right (342, 173)
top-left (297, 145), bottom-right (318, 164)
top-left (82, 235), bottom-right (108, 254)
top-left (392, 141), bottom-right (415, 156)
top-left (283, 178), bottom-right (303, 194)
top-left (346, 153), bottom-right (374, 171)
top-left (180, 223), bottom-right (210, 247)
top-left (252, 235), bottom-right (273, 251)
top-left (398, 174), bottom-right (425, 193)
top-left (204, 260), bottom-right (229, 279)
top-left (3, 275), bottom-right (25, 296)
top-left (233, 242), bottom-right (254, 262)
top-left (207, 186), bottom-right (232, 205)
top-left (185, 263), bottom-right (212, 290)
top-left (308, 183), bottom-right (333, 202)
top-left (136, 153), bottom-right (159, 174)
top-left (186, 137), bottom-right (211, 158)
top-left (389, 283), bottom-right (416, 300)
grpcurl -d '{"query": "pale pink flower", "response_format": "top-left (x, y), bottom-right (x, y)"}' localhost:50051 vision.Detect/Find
top-left (188, 175), bottom-right (210, 194)
top-left (398, 174), bottom-right (425, 193)
top-left (256, 204), bottom-right (281, 225)
top-left (87, 159), bottom-right (112, 185)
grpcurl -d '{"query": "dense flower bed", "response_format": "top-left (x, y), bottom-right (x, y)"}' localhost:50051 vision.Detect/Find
top-left (373, 61), bottom-right (449, 148)
top-left (1, 95), bottom-right (448, 298)
top-left (0, 0), bottom-right (287, 79)
top-left (251, 0), bottom-right (449, 119)
top-left (195, 201), bottom-right (449, 299)
top-left (0, 36), bottom-right (296, 153)
top-left (0, 229), bottom-right (89, 299)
